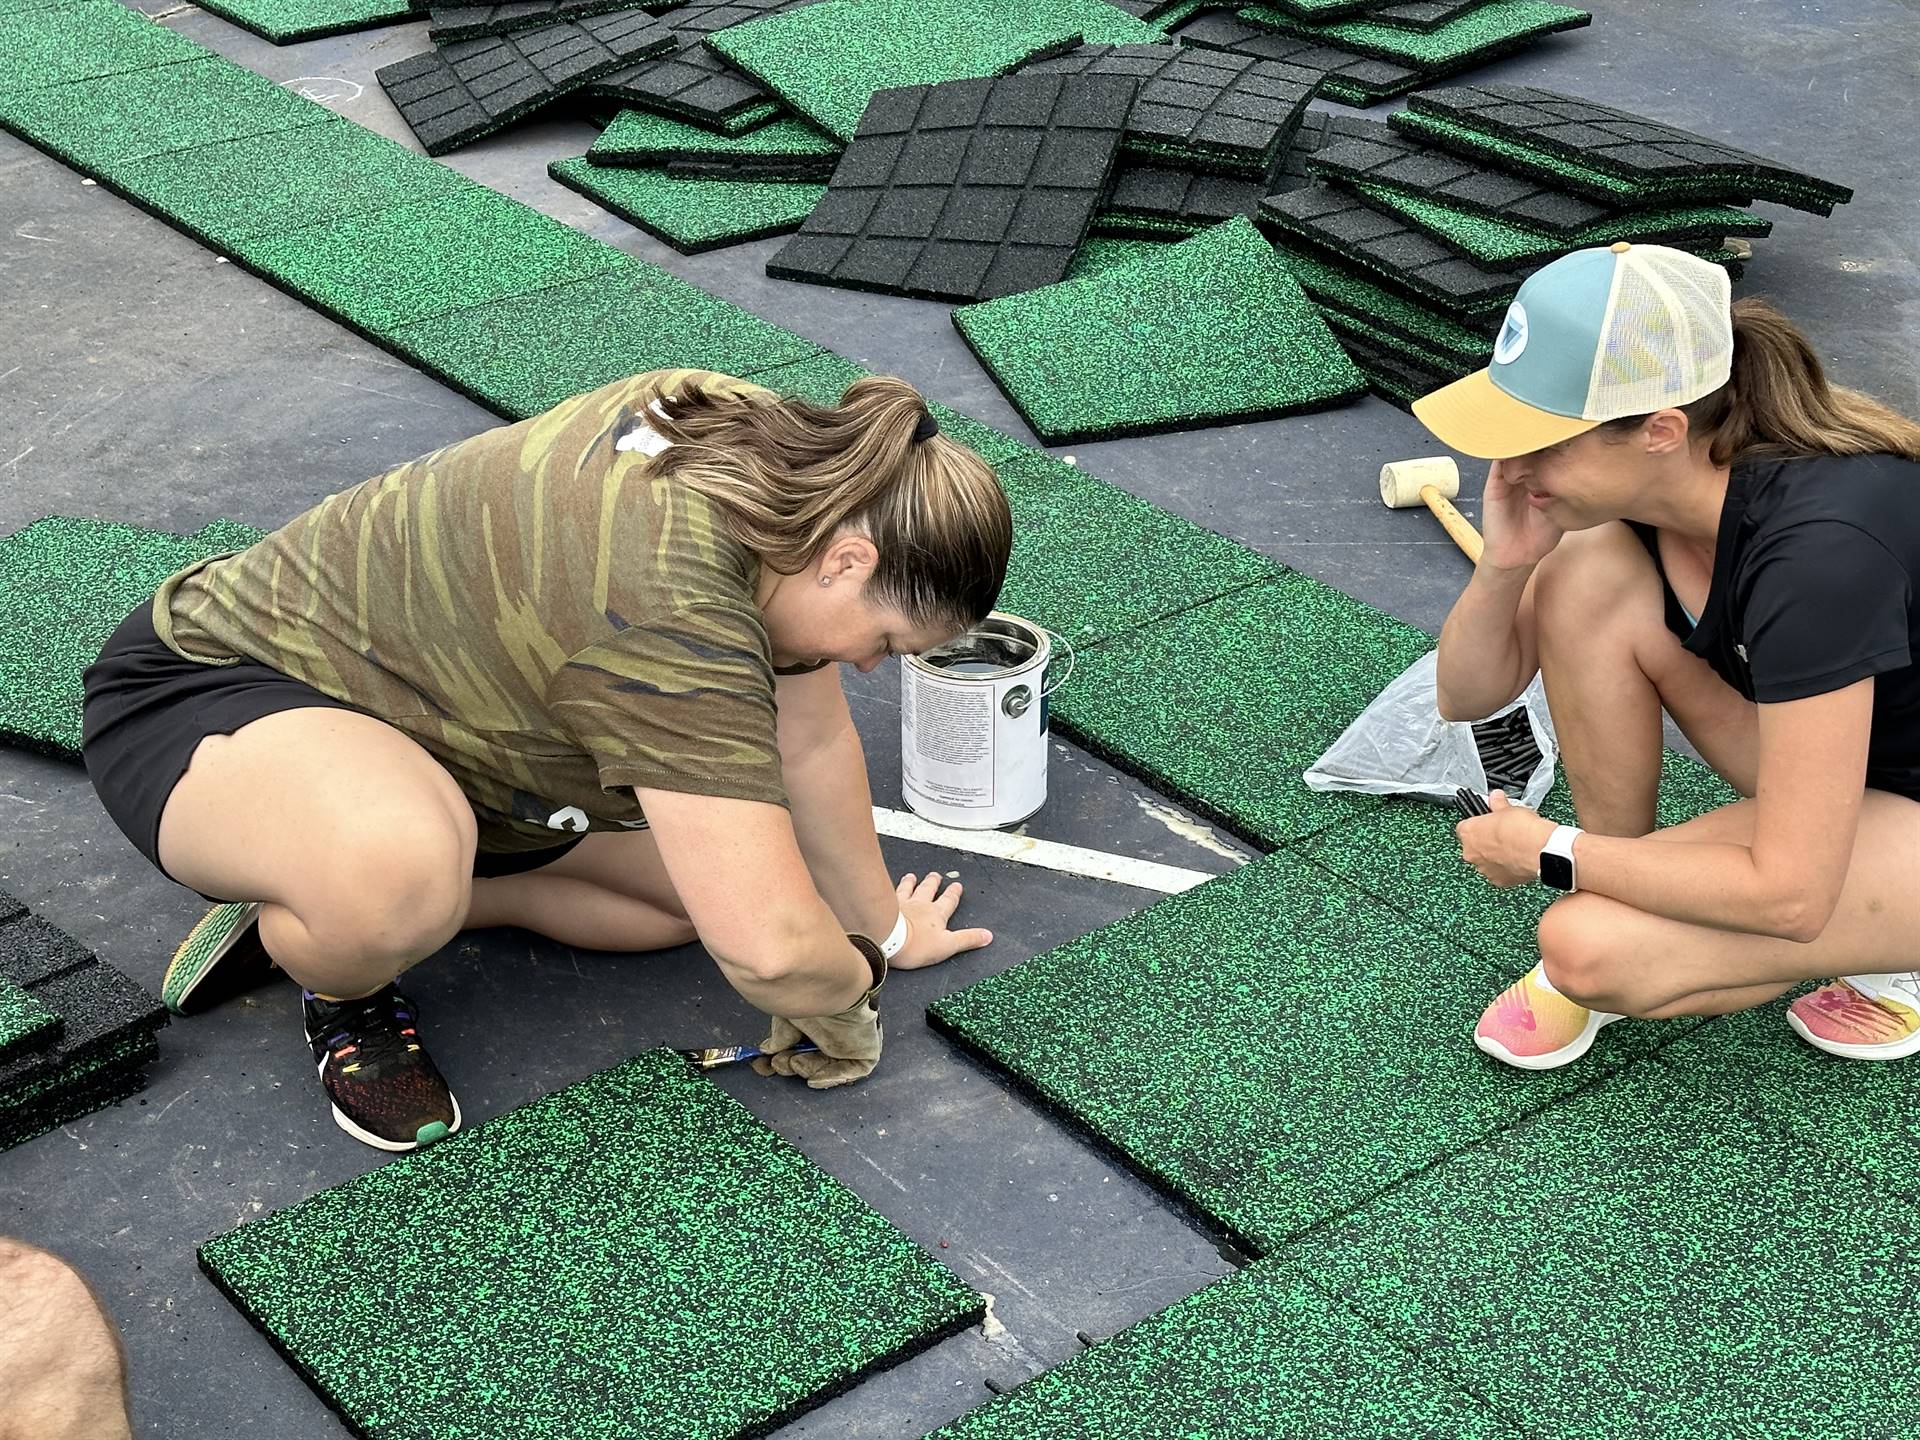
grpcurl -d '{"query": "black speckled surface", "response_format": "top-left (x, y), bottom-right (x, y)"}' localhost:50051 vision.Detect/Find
top-left (200, 1049), bottom-right (984, 1440)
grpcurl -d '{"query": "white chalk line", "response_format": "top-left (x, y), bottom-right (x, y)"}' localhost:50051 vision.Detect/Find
top-left (872, 807), bottom-right (1220, 895)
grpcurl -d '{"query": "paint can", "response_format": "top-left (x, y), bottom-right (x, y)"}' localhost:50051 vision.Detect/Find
top-left (900, 612), bottom-right (1074, 830)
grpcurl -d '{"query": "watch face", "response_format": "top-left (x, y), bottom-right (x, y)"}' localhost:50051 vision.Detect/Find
top-left (1540, 851), bottom-right (1575, 891)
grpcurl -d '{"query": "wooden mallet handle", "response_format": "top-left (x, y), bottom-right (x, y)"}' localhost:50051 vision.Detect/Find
top-left (1378, 457), bottom-right (1484, 564)
top-left (1423, 486), bottom-right (1484, 564)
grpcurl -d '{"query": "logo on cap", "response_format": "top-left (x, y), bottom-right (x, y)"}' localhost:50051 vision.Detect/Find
top-left (1493, 302), bottom-right (1529, 366)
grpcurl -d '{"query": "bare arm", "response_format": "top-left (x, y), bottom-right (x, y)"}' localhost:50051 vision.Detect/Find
top-left (1435, 459), bottom-right (1559, 721)
top-left (632, 785), bottom-right (872, 1017)
top-left (775, 665), bottom-right (898, 938)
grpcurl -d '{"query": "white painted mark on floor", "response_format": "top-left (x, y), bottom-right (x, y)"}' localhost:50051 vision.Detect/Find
top-left (873, 807), bottom-right (1217, 894)
top-left (13, 226), bottom-right (55, 243)
top-left (287, 76), bottom-right (364, 104)
top-left (2, 446), bottom-right (33, 471)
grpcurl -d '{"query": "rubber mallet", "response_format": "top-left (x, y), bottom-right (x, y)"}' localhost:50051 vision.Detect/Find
top-left (1378, 457), bottom-right (1482, 564)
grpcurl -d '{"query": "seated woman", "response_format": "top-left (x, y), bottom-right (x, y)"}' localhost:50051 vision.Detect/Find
top-left (83, 369), bottom-right (1011, 1149)
top-left (1417, 243), bottom-right (1920, 1070)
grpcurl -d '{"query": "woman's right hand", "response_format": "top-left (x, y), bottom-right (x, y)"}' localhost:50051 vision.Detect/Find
top-left (1477, 458), bottom-right (1565, 572)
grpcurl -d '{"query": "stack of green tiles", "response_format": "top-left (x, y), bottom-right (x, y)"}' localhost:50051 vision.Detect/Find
top-left (200, 1050), bottom-right (982, 1440)
top-left (587, 106), bottom-right (843, 176)
top-left (1241, 0), bottom-right (1592, 76)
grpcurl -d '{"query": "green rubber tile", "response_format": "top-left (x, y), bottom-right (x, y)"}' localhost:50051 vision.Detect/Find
top-left (1088, 209), bottom-right (1208, 239)
top-left (587, 106), bottom-right (841, 176)
top-left (1241, 0), bottom-right (1591, 69)
top-left (952, 217), bottom-right (1366, 445)
top-left (1050, 571), bottom-right (1436, 848)
top-left (994, 451), bottom-right (1281, 646)
top-left (0, 56), bottom-right (333, 174)
top-left (190, 0), bottom-right (413, 42)
top-left (922, 403), bottom-right (1028, 466)
top-left (1066, 234), bottom-right (1175, 278)
top-left (383, 263), bottom-right (822, 419)
top-left (929, 1258), bottom-right (1515, 1440)
top-left (0, 1032), bottom-right (155, 1138)
top-left (235, 186), bottom-right (627, 338)
top-left (0, 517), bottom-right (266, 760)
top-left (549, 154), bottom-right (825, 253)
top-left (745, 350), bottom-right (874, 407)
top-left (0, 982), bottom-right (59, 1066)
top-left (1348, 180), bottom-right (1770, 266)
top-left (0, 0), bottom-right (204, 93)
top-left (706, 0), bottom-right (1164, 141)
top-left (929, 848), bottom-right (1681, 1251)
top-left (113, 119), bottom-right (476, 250)
top-left (200, 1050), bottom-right (982, 1440)
top-left (1323, 308), bottom-right (1470, 403)
top-left (0, 1039), bottom-right (155, 1155)
top-left (1284, 1064), bottom-right (1920, 1440)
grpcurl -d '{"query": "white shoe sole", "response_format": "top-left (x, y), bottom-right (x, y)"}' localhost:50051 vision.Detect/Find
top-left (315, 1054), bottom-right (464, 1152)
top-left (1786, 1008), bottom-right (1920, 1061)
top-left (1476, 1010), bottom-right (1623, 1071)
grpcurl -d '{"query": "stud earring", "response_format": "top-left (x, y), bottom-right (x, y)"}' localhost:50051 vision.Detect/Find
top-left (819, 576), bottom-right (832, 587)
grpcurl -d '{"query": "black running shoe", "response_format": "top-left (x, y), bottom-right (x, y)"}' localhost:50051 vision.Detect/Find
top-left (303, 986), bottom-right (461, 1152)
top-left (164, 902), bottom-right (279, 1015)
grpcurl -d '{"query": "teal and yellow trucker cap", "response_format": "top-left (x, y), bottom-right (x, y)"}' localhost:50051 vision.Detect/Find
top-left (1413, 242), bottom-right (1735, 460)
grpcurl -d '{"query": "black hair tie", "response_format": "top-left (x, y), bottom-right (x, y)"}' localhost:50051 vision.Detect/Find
top-left (912, 410), bottom-right (939, 443)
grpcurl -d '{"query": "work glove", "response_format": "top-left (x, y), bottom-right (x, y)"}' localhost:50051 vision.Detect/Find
top-left (752, 935), bottom-right (886, 1090)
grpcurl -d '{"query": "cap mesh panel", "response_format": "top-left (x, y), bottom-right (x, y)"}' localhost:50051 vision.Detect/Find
top-left (1588, 248), bottom-right (1731, 419)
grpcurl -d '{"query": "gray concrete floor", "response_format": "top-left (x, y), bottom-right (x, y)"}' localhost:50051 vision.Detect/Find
top-left (0, 0), bottom-right (1915, 1434)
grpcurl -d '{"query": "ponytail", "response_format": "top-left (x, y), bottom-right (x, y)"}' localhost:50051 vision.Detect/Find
top-left (644, 375), bottom-right (1011, 629)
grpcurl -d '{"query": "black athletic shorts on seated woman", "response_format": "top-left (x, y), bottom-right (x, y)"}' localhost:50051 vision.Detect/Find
top-left (81, 603), bottom-right (580, 900)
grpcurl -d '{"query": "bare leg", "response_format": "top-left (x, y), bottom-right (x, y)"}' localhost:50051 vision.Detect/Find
top-left (1538, 790), bottom-right (1920, 1018)
top-left (156, 708), bottom-right (480, 1000)
top-left (465, 830), bottom-right (696, 953)
top-left (0, 1239), bottom-right (132, 1440)
top-left (1533, 522), bottom-right (1760, 837)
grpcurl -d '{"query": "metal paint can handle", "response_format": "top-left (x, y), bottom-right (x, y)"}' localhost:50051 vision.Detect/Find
top-left (1040, 629), bottom-right (1075, 698)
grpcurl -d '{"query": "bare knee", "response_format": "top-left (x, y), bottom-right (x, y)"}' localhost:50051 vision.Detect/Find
top-left (1534, 524), bottom-right (1658, 641)
top-left (0, 1240), bottom-right (132, 1440)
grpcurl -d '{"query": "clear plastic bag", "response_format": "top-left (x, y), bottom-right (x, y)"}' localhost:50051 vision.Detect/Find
top-left (1303, 652), bottom-right (1558, 807)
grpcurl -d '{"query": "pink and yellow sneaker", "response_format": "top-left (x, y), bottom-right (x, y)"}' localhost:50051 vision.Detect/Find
top-left (1787, 972), bottom-right (1920, 1060)
top-left (1475, 962), bottom-right (1623, 1071)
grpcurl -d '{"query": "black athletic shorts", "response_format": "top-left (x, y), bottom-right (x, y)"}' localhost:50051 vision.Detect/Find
top-left (81, 603), bottom-right (580, 900)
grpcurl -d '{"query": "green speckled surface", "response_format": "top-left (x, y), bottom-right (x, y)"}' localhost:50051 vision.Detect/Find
top-left (114, 118), bottom-right (474, 248)
top-left (0, 56), bottom-right (330, 173)
top-left (953, 217), bottom-right (1366, 444)
top-left (384, 264), bottom-right (822, 419)
top-left (1351, 180), bottom-right (1771, 266)
top-left (1284, 1062), bottom-right (1920, 1440)
top-left (747, 350), bottom-right (875, 407)
top-left (708, 0), bottom-right (1163, 141)
top-left (200, 1050), bottom-right (982, 1440)
top-left (930, 1258), bottom-right (1516, 1439)
top-left (929, 849), bottom-right (1683, 1250)
top-left (0, 982), bottom-right (58, 1064)
top-left (236, 186), bottom-right (628, 337)
top-left (588, 106), bottom-right (841, 168)
top-left (995, 451), bottom-right (1280, 646)
top-left (0, 518), bottom-right (267, 758)
top-left (1242, 0), bottom-right (1591, 67)
top-left (1047, 568), bottom-right (1430, 847)
top-left (0, 0), bottom-right (203, 94)
top-left (1067, 235), bottom-right (1175, 279)
top-left (188, 0), bottom-right (411, 43)
top-left (550, 155), bottom-right (825, 253)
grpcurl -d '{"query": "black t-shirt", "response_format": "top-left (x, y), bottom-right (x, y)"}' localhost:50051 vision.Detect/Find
top-left (1630, 451), bottom-right (1920, 800)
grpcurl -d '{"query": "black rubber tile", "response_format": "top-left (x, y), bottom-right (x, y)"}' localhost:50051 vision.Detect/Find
top-left (0, 1034), bottom-right (156, 1155)
top-left (932, 1259), bottom-right (1516, 1440)
top-left (1408, 82), bottom-right (1854, 214)
top-left (1272, 234), bottom-right (1504, 357)
top-left (1283, 1064), bottom-right (1920, 1440)
top-left (1099, 162), bottom-right (1264, 234)
top-left (707, 0), bottom-right (1163, 143)
top-left (1049, 572), bottom-right (1435, 848)
top-left (427, 0), bottom-right (645, 41)
top-left (1264, 105), bottom-right (1385, 194)
top-left (1258, 182), bottom-right (1523, 314)
top-left (0, 914), bottom-right (97, 990)
top-left (587, 106), bottom-right (841, 179)
top-left (0, 518), bottom-right (264, 761)
top-left (383, 264), bottom-right (823, 418)
top-left (0, 982), bottom-right (58, 1066)
top-left (1175, 12), bottom-right (1422, 105)
top-left (375, 10), bottom-right (675, 154)
top-left (1303, 112), bottom-right (1614, 230)
top-left (1365, 0), bottom-right (1488, 27)
top-left (572, 0), bottom-right (816, 133)
top-left (1328, 313), bottom-right (1462, 408)
top-left (0, 958), bottom-right (167, 1094)
top-left (1019, 42), bottom-right (1321, 176)
top-left (1240, 0), bottom-right (1593, 71)
top-left (189, 0), bottom-right (411, 42)
top-left (199, 1050), bottom-right (982, 1440)
top-left (952, 216), bottom-right (1366, 443)
top-left (766, 73), bottom-right (1136, 304)
top-left (0, 892), bottom-right (21, 926)
top-left (993, 449), bottom-right (1283, 647)
top-left (549, 154), bottom-right (824, 252)
top-left (930, 846), bottom-right (1686, 1252)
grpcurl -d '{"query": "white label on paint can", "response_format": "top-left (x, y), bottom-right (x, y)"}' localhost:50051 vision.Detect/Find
top-left (902, 680), bottom-right (995, 807)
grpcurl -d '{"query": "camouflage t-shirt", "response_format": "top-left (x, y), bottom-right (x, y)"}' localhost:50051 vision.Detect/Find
top-left (154, 369), bottom-right (793, 853)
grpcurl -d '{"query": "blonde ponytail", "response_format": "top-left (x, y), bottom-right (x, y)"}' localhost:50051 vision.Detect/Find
top-left (645, 375), bottom-right (1011, 628)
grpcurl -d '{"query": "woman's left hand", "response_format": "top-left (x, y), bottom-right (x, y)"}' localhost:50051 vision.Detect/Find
top-left (1456, 790), bottom-right (1560, 889)
top-left (889, 872), bottom-right (994, 970)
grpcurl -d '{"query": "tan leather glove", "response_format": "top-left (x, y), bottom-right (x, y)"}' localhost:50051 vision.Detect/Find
top-left (751, 935), bottom-right (886, 1090)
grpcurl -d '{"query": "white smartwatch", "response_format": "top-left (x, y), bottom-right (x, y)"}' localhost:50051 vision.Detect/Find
top-left (1539, 825), bottom-right (1581, 892)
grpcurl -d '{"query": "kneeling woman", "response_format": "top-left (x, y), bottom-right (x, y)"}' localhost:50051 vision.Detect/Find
top-left (1420, 243), bottom-right (1920, 1070)
top-left (83, 370), bottom-right (1011, 1149)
